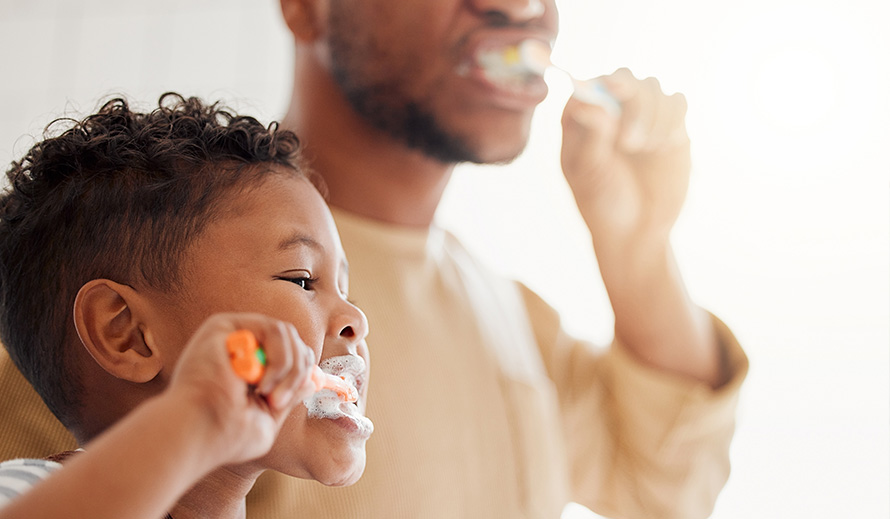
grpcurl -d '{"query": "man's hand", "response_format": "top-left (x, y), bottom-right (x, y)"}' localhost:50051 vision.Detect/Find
top-left (561, 67), bottom-right (691, 251)
top-left (559, 68), bottom-right (726, 388)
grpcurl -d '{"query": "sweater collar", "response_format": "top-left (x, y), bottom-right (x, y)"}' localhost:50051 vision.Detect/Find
top-left (330, 207), bottom-right (444, 260)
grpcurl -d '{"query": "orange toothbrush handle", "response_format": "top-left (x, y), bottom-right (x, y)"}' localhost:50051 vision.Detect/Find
top-left (226, 329), bottom-right (266, 385)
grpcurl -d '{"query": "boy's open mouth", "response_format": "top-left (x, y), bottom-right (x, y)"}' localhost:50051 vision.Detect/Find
top-left (303, 355), bottom-right (374, 437)
top-left (317, 355), bottom-right (365, 402)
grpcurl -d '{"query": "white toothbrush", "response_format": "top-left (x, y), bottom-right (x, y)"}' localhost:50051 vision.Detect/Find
top-left (514, 40), bottom-right (621, 116)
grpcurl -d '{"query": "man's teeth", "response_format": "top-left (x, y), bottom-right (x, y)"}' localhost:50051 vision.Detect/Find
top-left (485, 70), bottom-right (535, 90)
top-left (475, 43), bottom-right (547, 91)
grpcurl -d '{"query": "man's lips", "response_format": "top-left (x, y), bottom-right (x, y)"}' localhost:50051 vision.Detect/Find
top-left (456, 33), bottom-right (553, 105)
top-left (458, 28), bottom-right (553, 72)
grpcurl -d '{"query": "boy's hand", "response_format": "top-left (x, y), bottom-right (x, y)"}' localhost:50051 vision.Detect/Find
top-left (560, 68), bottom-right (691, 253)
top-left (166, 313), bottom-right (316, 465)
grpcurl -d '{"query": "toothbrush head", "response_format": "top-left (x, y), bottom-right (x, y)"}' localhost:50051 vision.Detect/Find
top-left (477, 39), bottom-right (552, 79)
top-left (310, 365), bottom-right (359, 403)
top-left (517, 39), bottom-right (552, 76)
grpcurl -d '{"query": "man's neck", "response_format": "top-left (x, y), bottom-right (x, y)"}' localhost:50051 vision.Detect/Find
top-left (281, 55), bottom-right (454, 228)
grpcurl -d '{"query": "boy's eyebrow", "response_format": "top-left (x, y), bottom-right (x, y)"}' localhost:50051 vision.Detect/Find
top-left (278, 233), bottom-right (322, 253)
top-left (278, 231), bottom-right (349, 280)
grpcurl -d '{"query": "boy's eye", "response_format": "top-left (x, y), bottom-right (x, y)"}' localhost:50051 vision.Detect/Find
top-left (282, 276), bottom-right (316, 290)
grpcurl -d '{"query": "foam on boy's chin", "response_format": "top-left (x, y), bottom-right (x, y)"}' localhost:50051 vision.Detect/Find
top-left (303, 355), bottom-right (374, 436)
top-left (303, 390), bottom-right (373, 435)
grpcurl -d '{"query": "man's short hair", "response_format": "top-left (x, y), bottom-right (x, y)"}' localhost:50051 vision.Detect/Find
top-left (0, 93), bottom-right (305, 429)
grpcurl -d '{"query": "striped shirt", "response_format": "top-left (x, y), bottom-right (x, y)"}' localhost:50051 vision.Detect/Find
top-left (0, 458), bottom-right (61, 508)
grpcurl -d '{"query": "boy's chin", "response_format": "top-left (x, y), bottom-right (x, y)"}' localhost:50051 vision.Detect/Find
top-left (314, 454), bottom-right (367, 487)
top-left (306, 442), bottom-right (368, 487)
top-left (264, 439), bottom-right (368, 487)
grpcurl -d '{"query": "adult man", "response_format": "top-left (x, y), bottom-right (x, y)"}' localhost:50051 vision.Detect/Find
top-left (0, 0), bottom-right (747, 517)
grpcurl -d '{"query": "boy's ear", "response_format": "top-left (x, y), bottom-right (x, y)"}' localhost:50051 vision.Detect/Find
top-left (280, 0), bottom-right (327, 41)
top-left (73, 280), bottom-right (162, 383)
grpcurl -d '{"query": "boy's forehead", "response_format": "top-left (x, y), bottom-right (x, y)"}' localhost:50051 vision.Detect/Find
top-left (204, 175), bottom-right (341, 259)
top-left (276, 230), bottom-right (350, 277)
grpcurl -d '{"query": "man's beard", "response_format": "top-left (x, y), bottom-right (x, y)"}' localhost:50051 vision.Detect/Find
top-left (327, 5), bottom-right (483, 165)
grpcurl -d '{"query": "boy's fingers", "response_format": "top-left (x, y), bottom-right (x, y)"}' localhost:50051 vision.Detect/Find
top-left (277, 332), bottom-right (317, 411)
top-left (263, 322), bottom-right (317, 412)
top-left (269, 327), bottom-right (311, 410)
top-left (200, 313), bottom-right (316, 412)
top-left (291, 345), bottom-right (319, 403)
top-left (256, 320), bottom-right (295, 396)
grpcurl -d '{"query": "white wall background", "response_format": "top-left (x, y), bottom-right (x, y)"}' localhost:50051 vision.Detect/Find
top-left (1, 1), bottom-right (887, 517)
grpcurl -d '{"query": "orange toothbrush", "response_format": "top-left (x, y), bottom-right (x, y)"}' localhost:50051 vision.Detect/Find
top-left (226, 330), bottom-right (357, 403)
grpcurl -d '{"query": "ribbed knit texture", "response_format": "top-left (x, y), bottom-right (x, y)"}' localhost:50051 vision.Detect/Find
top-left (0, 356), bottom-right (76, 459)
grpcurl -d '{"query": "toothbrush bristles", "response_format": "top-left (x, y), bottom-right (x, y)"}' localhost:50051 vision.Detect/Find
top-left (517, 40), bottom-right (552, 75)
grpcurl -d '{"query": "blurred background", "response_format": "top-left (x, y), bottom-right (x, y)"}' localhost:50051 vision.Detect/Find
top-left (0, 0), bottom-right (887, 517)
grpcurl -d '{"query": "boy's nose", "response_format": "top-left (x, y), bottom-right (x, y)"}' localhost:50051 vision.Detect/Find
top-left (327, 300), bottom-right (369, 356)
top-left (467, 0), bottom-right (548, 24)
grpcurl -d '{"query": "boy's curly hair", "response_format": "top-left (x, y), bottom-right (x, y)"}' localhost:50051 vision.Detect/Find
top-left (0, 93), bottom-right (306, 428)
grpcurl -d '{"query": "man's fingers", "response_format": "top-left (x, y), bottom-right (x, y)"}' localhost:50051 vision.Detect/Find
top-left (561, 99), bottom-right (616, 175)
top-left (617, 75), bottom-right (658, 152)
top-left (597, 70), bottom-right (689, 156)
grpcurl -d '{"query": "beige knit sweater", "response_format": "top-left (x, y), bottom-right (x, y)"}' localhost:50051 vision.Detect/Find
top-left (0, 208), bottom-right (747, 519)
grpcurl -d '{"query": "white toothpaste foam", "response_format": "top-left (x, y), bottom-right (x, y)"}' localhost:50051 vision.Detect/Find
top-left (303, 355), bottom-right (374, 436)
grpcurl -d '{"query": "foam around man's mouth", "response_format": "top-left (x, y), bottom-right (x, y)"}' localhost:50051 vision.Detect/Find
top-left (470, 40), bottom-right (551, 92)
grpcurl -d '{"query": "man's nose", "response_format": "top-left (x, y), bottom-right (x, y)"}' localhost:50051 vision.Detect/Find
top-left (467, 0), bottom-right (548, 25)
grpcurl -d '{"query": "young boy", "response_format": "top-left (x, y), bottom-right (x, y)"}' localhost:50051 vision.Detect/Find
top-left (0, 93), bottom-right (373, 519)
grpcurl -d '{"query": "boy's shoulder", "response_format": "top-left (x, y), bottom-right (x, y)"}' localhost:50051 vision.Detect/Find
top-left (0, 457), bottom-right (63, 508)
